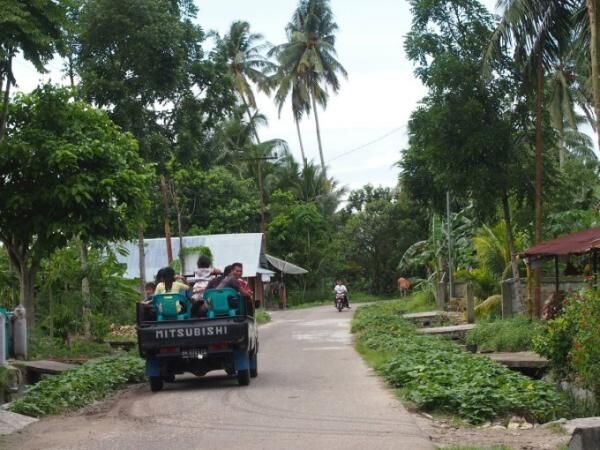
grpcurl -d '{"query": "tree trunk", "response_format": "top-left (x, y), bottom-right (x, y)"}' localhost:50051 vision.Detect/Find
top-left (257, 158), bottom-right (267, 251)
top-left (0, 54), bottom-right (12, 143)
top-left (534, 48), bottom-right (544, 317)
top-left (502, 191), bottom-right (521, 307)
top-left (160, 175), bottom-right (173, 264)
top-left (241, 94), bottom-right (260, 143)
top-left (80, 242), bottom-right (91, 339)
top-left (558, 122), bottom-right (565, 169)
top-left (587, 0), bottom-right (600, 152)
top-left (169, 180), bottom-right (185, 274)
top-left (19, 266), bottom-right (36, 329)
top-left (310, 90), bottom-right (326, 177)
top-left (48, 285), bottom-right (54, 339)
top-left (138, 229), bottom-right (146, 293)
top-left (295, 117), bottom-right (307, 168)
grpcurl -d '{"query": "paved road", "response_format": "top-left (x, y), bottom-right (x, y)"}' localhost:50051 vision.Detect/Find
top-left (8, 306), bottom-right (432, 450)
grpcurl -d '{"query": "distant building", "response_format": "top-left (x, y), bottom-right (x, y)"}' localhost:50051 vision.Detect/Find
top-left (114, 233), bottom-right (307, 304)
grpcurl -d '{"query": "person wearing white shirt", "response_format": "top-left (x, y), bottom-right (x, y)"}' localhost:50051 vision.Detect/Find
top-left (333, 279), bottom-right (350, 309)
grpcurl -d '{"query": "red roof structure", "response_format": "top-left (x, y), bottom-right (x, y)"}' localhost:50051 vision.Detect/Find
top-left (520, 227), bottom-right (600, 259)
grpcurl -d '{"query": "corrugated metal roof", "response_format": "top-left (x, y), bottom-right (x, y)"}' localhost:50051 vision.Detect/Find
top-left (115, 233), bottom-right (264, 280)
top-left (520, 227), bottom-right (600, 259)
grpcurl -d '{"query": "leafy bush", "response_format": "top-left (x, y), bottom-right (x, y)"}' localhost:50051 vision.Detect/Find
top-left (474, 294), bottom-right (502, 321)
top-left (465, 316), bottom-right (542, 352)
top-left (9, 356), bottom-right (145, 417)
top-left (534, 289), bottom-right (600, 396)
top-left (29, 334), bottom-right (113, 360)
top-left (353, 301), bottom-right (564, 424)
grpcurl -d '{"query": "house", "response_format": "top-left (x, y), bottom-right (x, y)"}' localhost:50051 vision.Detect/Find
top-left (114, 233), bottom-right (306, 304)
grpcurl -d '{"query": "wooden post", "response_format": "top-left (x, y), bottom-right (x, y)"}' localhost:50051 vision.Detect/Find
top-left (436, 281), bottom-right (447, 310)
top-left (466, 282), bottom-right (475, 324)
top-left (0, 314), bottom-right (6, 366)
top-left (501, 279), bottom-right (514, 318)
top-left (554, 256), bottom-right (560, 294)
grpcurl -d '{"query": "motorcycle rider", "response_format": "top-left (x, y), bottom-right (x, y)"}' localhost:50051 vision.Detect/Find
top-left (333, 279), bottom-right (350, 309)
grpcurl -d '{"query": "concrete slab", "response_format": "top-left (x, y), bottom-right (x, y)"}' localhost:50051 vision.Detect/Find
top-left (13, 360), bottom-right (76, 374)
top-left (477, 352), bottom-right (549, 369)
top-left (0, 409), bottom-right (37, 435)
top-left (418, 323), bottom-right (476, 339)
top-left (566, 417), bottom-right (600, 450)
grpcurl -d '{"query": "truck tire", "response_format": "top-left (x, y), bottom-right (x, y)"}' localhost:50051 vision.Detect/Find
top-left (150, 376), bottom-right (164, 392)
top-left (164, 374), bottom-right (175, 383)
top-left (237, 369), bottom-right (250, 386)
top-left (250, 352), bottom-right (258, 378)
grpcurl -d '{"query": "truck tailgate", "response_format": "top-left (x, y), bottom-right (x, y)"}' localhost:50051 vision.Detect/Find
top-left (138, 318), bottom-right (248, 351)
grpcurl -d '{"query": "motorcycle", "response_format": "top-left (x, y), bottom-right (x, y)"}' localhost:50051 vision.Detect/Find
top-left (335, 292), bottom-right (345, 312)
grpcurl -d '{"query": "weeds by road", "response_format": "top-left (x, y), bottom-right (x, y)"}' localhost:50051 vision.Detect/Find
top-left (352, 301), bottom-right (565, 424)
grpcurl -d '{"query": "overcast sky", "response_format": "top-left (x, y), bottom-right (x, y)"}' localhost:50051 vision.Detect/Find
top-left (13, 0), bottom-right (502, 193)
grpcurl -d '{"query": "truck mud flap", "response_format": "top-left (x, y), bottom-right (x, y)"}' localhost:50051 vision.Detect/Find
top-left (233, 350), bottom-right (249, 371)
top-left (146, 357), bottom-right (160, 377)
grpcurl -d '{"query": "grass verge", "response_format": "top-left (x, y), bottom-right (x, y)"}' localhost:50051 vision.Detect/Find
top-left (9, 355), bottom-right (145, 417)
top-left (352, 301), bottom-right (565, 424)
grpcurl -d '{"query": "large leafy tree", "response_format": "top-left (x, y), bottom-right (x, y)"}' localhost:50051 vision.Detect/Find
top-left (340, 186), bottom-right (428, 295)
top-left (0, 86), bottom-right (150, 326)
top-left (401, 0), bottom-right (546, 302)
top-left (0, 0), bottom-right (67, 141)
top-left (271, 0), bottom-right (347, 175)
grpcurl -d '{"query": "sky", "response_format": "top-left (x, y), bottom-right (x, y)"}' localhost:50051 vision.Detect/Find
top-left (13, 0), bottom-right (500, 193)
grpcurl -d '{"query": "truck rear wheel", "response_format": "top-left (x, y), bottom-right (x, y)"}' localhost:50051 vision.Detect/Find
top-left (250, 352), bottom-right (258, 378)
top-left (164, 374), bottom-right (175, 383)
top-left (237, 369), bottom-right (250, 386)
top-left (150, 376), bottom-right (164, 392)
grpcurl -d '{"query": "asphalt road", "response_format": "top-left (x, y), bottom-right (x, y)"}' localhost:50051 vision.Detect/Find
top-left (8, 305), bottom-right (432, 450)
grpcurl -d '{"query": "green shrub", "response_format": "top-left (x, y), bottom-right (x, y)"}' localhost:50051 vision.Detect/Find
top-left (474, 295), bottom-right (502, 321)
top-left (353, 301), bottom-right (565, 424)
top-left (465, 316), bottom-right (542, 352)
top-left (29, 335), bottom-right (113, 360)
top-left (455, 268), bottom-right (500, 299)
top-left (534, 289), bottom-right (600, 397)
top-left (9, 355), bottom-right (145, 417)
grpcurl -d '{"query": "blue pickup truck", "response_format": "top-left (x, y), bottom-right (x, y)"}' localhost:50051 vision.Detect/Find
top-left (136, 288), bottom-right (258, 391)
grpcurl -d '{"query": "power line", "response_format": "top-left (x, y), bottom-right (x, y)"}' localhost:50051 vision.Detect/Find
top-left (326, 126), bottom-right (406, 163)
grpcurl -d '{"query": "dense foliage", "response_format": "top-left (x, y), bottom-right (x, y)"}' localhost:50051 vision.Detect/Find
top-left (465, 316), bottom-right (542, 352)
top-left (353, 301), bottom-right (565, 423)
top-left (9, 356), bottom-right (145, 417)
top-left (533, 289), bottom-right (600, 398)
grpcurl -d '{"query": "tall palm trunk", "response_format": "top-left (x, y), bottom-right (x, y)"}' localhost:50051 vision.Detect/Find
top-left (80, 242), bottom-right (91, 338)
top-left (310, 89), bottom-right (326, 176)
top-left (502, 191), bottom-right (521, 307)
top-left (241, 94), bottom-right (260, 143)
top-left (587, 0), bottom-right (600, 151)
top-left (534, 47), bottom-right (544, 318)
top-left (295, 117), bottom-right (307, 167)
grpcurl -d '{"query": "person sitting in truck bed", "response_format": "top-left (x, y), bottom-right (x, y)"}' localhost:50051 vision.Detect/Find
top-left (217, 262), bottom-right (254, 314)
top-left (154, 267), bottom-right (190, 314)
top-left (154, 266), bottom-right (189, 294)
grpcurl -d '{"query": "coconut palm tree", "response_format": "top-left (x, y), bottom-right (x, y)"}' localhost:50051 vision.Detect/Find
top-left (218, 20), bottom-right (275, 142)
top-left (271, 68), bottom-right (311, 166)
top-left (270, 0), bottom-right (347, 175)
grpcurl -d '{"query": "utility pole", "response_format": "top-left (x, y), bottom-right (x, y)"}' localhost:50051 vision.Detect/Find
top-left (447, 191), bottom-right (454, 300)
